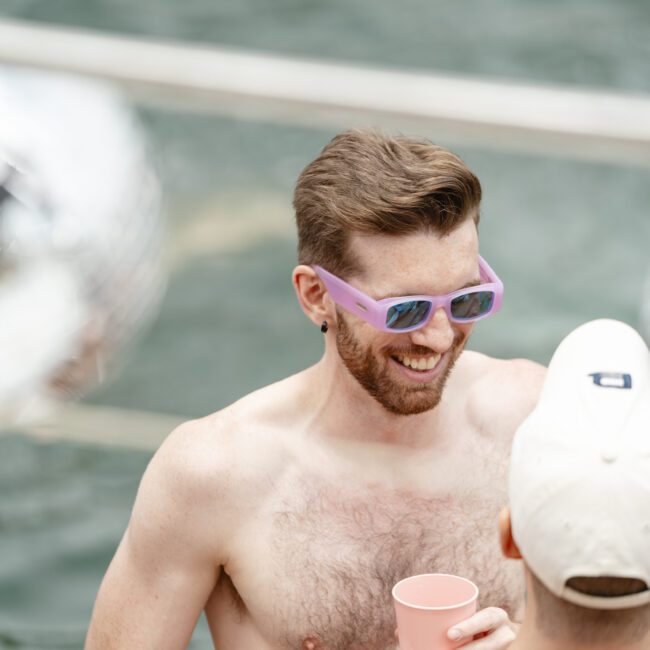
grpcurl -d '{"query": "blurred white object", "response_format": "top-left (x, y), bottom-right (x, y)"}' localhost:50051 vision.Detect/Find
top-left (0, 66), bottom-right (165, 425)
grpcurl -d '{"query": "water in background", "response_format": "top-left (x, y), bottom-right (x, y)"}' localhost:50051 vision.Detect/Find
top-left (1, 0), bottom-right (649, 647)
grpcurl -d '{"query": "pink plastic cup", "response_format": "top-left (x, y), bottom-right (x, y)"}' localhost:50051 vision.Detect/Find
top-left (392, 573), bottom-right (479, 650)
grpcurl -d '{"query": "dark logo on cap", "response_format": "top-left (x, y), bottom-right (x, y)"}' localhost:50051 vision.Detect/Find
top-left (589, 372), bottom-right (632, 389)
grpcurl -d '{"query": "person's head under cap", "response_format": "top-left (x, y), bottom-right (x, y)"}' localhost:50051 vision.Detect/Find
top-left (499, 319), bottom-right (650, 650)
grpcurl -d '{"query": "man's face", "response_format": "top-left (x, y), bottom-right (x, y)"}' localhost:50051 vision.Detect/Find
top-left (333, 220), bottom-right (480, 416)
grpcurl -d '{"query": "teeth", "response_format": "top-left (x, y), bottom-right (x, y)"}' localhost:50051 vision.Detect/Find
top-left (395, 354), bottom-right (440, 371)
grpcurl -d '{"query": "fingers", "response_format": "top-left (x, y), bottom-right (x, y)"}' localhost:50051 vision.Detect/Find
top-left (451, 625), bottom-right (516, 649)
top-left (463, 627), bottom-right (517, 650)
top-left (447, 607), bottom-right (514, 646)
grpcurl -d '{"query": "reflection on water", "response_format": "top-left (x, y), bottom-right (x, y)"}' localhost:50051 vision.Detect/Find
top-left (0, 434), bottom-right (214, 648)
top-left (0, 434), bottom-right (147, 648)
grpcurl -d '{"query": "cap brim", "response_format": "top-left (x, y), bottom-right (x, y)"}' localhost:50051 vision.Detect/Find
top-left (561, 585), bottom-right (650, 610)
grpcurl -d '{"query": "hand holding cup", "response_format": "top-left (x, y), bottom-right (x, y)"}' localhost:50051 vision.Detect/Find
top-left (392, 573), bottom-right (478, 650)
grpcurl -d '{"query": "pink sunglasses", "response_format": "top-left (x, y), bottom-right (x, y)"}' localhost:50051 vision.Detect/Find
top-left (313, 256), bottom-right (504, 333)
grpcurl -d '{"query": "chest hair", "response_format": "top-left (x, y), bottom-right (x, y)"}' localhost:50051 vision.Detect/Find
top-left (269, 478), bottom-right (523, 649)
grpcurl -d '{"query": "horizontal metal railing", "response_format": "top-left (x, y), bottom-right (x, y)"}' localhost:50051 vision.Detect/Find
top-left (1, 18), bottom-right (650, 166)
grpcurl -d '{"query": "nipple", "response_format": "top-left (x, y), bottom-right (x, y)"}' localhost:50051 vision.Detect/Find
top-left (302, 637), bottom-right (321, 649)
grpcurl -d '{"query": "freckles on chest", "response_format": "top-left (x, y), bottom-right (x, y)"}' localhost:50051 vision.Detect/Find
top-left (264, 482), bottom-right (521, 650)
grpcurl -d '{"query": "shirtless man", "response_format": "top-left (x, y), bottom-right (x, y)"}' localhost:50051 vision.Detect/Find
top-left (86, 130), bottom-right (545, 649)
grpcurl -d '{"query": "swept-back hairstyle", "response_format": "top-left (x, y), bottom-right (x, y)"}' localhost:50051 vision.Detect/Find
top-left (293, 129), bottom-right (482, 277)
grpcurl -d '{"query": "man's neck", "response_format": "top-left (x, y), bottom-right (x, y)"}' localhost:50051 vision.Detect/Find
top-left (305, 354), bottom-right (450, 449)
top-left (510, 616), bottom-right (650, 650)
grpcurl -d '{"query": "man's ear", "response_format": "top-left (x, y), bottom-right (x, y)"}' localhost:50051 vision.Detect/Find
top-left (292, 265), bottom-right (335, 328)
top-left (499, 507), bottom-right (522, 560)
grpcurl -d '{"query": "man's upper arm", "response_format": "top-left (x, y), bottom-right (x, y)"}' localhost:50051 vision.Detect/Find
top-left (86, 419), bottom-right (233, 649)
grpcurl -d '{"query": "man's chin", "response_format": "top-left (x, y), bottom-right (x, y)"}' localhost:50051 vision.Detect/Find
top-left (379, 396), bottom-right (442, 416)
top-left (373, 384), bottom-right (444, 416)
top-left (335, 312), bottom-right (465, 417)
top-left (374, 350), bottom-right (460, 415)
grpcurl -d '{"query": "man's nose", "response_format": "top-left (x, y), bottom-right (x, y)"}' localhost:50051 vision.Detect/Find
top-left (408, 306), bottom-right (455, 351)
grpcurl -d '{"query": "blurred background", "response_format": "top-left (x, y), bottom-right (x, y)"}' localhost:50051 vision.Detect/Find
top-left (0, 1), bottom-right (649, 648)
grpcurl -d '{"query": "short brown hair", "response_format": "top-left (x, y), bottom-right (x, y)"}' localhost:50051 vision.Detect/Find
top-left (293, 129), bottom-right (482, 277)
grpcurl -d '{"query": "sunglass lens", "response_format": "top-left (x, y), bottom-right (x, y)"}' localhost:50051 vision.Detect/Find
top-left (386, 300), bottom-right (432, 330)
top-left (450, 291), bottom-right (494, 320)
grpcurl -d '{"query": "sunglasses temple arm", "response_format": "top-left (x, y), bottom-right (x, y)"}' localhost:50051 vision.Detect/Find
top-left (478, 255), bottom-right (503, 289)
top-left (314, 267), bottom-right (381, 323)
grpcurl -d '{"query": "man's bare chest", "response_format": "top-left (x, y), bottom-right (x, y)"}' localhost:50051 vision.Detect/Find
top-left (225, 466), bottom-right (524, 650)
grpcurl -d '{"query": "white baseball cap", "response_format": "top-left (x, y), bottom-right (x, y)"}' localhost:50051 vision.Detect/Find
top-left (509, 319), bottom-right (650, 609)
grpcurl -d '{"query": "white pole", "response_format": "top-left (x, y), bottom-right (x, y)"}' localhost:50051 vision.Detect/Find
top-left (1, 18), bottom-right (650, 165)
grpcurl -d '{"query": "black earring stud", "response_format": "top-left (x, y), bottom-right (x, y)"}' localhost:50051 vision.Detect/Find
top-left (320, 321), bottom-right (329, 333)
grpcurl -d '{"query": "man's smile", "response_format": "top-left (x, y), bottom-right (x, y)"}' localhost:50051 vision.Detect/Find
top-left (393, 353), bottom-right (441, 371)
top-left (388, 351), bottom-right (447, 384)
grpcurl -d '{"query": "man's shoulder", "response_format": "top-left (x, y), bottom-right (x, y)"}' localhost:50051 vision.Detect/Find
top-left (458, 350), bottom-right (546, 440)
top-left (460, 350), bottom-right (546, 385)
top-left (150, 409), bottom-right (284, 510)
top-left (152, 372), bottom-right (309, 494)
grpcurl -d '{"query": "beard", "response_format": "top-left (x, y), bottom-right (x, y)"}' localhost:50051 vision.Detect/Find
top-left (335, 312), bottom-right (466, 416)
